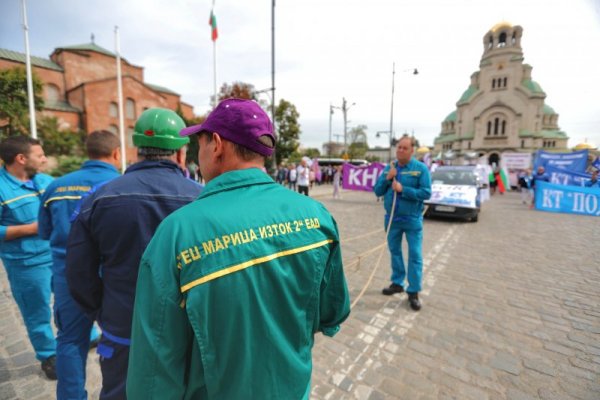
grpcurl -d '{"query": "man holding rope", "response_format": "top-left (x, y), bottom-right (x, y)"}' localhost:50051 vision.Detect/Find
top-left (374, 135), bottom-right (431, 311)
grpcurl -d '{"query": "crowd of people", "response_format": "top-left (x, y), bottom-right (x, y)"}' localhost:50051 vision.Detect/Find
top-left (0, 100), bottom-right (350, 399)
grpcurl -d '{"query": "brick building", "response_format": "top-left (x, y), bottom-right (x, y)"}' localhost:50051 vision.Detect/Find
top-left (0, 42), bottom-right (195, 161)
top-left (433, 22), bottom-right (569, 166)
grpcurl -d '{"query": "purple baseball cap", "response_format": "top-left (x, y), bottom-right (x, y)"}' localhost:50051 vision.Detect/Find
top-left (180, 98), bottom-right (276, 157)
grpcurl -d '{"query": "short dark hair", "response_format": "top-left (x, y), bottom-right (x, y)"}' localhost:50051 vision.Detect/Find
top-left (398, 135), bottom-right (416, 148)
top-left (0, 135), bottom-right (41, 165)
top-left (198, 131), bottom-right (264, 162)
top-left (137, 147), bottom-right (177, 160)
top-left (86, 130), bottom-right (120, 159)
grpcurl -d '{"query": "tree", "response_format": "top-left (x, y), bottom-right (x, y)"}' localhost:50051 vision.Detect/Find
top-left (217, 82), bottom-right (257, 101)
top-left (347, 125), bottom-right (369, 159)
top-left (38, 116), bottom-right (86, 157)
top-left (303, 148), bottom-right (321, 159)
top-left (0, 67), bottom-right (44, 139)
top-left (274, 99), bottom-right (301, 164)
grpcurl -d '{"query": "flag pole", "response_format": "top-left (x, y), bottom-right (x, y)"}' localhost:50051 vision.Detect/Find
top-left (21, 0), bottom-right (37, 139)
top-left (213, 39), bottom-right (217, 108)
top-left (115, 26), bottom-right (127, 173)
top-left (211, 1), bottom-right (217, 108)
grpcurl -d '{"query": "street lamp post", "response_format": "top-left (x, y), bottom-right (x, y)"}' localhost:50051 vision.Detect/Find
top-left (341, 97), bottom-right (355, 158)
top-left (386, 64), bottom-right (418, 161)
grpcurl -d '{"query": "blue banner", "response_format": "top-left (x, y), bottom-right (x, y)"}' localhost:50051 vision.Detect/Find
top-left (535, 181), bottom-right (600, 217)
top-left (534, 149), bottom-right (589, 173)
top-left (545, 165), bottom-right (591, 187)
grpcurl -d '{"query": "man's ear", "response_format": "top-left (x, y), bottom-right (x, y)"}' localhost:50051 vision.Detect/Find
top-left (212, 132), bottom-right (224, 157)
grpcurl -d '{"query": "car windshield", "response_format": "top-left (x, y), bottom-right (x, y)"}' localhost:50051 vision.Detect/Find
top-left (431, 170), bottom-right (477, 185)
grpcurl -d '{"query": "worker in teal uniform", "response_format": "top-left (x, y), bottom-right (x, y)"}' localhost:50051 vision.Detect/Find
top-left (38, 130), bottom-right (121, 399)
top-left (374, 135), bottom-right (431, 311)
top-left (127, 98), bottom-right (350, 399)
top-left (0, 135), bottom-right (57, 379)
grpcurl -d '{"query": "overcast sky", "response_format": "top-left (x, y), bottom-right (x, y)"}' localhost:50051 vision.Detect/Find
top-left (1, 0), bottom-right (599, 151)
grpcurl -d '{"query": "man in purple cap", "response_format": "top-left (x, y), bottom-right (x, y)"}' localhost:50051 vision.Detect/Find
top-left (127, 98), bottom-right (350, 399)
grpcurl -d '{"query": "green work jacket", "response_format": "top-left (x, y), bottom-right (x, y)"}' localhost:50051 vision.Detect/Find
top-left (127, 168), bottom-right (350, 399)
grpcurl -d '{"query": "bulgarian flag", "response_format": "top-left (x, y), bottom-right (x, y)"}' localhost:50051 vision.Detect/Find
top-left (209, 10), bottom-right (218, 41)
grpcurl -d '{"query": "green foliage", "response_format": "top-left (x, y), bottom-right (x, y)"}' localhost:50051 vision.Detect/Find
top-left (38, 116), bottom-right (85, 157)
top-left (0, 67), bottom-right (44, 139)
top-left (303, 148), bottom-right (321, 159)
top-left (347, 125), bottom-right (369, 159)
top-left (48, 155), bottom-right (86, 177)
top-left (274, 98), bottom-right (301, 164)
top-left (218, 82), bottom-right (257, 101)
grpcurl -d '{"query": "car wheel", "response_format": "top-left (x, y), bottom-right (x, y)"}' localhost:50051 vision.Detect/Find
top-left (471, 214), bottom-right (478, 222)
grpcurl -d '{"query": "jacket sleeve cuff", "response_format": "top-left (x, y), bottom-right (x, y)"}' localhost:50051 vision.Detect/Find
top-left (321, 325), bottom-right (340, 337)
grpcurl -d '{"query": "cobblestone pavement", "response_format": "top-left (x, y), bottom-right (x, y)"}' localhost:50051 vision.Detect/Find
top-left (0, 185), bottom-right (599, 399)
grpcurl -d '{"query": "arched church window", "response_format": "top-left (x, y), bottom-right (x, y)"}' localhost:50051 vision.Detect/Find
top-left (501, 120), bottom-right (506, 135)
top-left (503, 77), bottom-right (507, 87)
top-left (126, 98), bottom-right (136, 120)
top-left (498, 32), bottom-right (507, 48)
top-left (109, 102), bottom-right (118, 118)
top-left (511, 32), bottom-right (516, 45)
top-left (488, 36), bottom-right (493, 49)
top-left (494, 118), bottom-right (499, 135)
top-left (492, 79), bottom-right (496, 89)
top-left (487, 121), bottom-right (492, 135)
top-left (45, 84), bottom-right (60, 102)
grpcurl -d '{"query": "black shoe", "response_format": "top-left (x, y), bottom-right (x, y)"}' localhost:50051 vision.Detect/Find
top-left (382, 283), bottom-right (404, 296)
top-left (408, 293), bottom-right (421, 311)
top-left (41, 355), bottom-right (57, 380)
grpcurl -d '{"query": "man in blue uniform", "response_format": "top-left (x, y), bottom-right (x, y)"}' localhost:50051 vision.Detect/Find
top-left (585, 169), bottom-right (599, 188)
top-left (374, 135), bottom-right (431, 311)
top-left (39, 130), bottom-right (121, 399)
top-left (0, 135), bottom-right (57, 379)
top-left (66, 108), bottom-right (202, 400)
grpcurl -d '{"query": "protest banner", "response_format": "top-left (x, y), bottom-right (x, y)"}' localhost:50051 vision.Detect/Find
top-left (342, 162), bottom-right (385, 192)
top-left (545, 165), bottom-right (591, 187)
top-left (535, 181), bottom-right (600, 217)
top-left (533, 149), bottom-right (588, 173)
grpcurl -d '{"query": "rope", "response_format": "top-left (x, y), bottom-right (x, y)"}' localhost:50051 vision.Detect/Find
top-left (350, 187), bottom-right (397, 309)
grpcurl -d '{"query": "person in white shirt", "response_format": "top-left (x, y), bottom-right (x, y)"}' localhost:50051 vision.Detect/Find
top-left (297, 158), bottom-right (310, 196)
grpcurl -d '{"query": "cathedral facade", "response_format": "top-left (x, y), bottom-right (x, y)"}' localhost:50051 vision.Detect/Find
top-left (433, 22), bottom-right (568, 166)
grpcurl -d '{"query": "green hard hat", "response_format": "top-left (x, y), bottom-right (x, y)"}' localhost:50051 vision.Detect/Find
top-left (132, 108), bottom-right (189, 150)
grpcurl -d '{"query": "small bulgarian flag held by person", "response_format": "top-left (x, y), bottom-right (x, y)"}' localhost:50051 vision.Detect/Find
top-left (209, 10), bottom-right (218, 41)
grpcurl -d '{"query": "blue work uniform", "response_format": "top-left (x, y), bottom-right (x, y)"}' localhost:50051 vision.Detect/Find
top-left (38, 160), bottom-right (120, 400)
top-left (66, 160), bottom-right (202, 400)
top-left (0, 167), bottom-right (56, 361)
top-left (373, 159), bottom-right (431, 294)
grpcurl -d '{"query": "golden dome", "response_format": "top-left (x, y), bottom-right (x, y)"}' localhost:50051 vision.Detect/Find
top-left (491, 21), bottom-right (513, 32)
top-left (416, 146), bottom-right (430, 154)
top-left (573, 142), bottom-right (597, 150)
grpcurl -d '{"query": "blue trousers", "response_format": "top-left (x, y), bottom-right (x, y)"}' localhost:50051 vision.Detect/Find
top-left (3, 262), bottom-right (56, 361)
top-left (53, 275), bottom-right (100, 400)
top-left (386, 223), bottom-right (423, 293)
top-left (97, 335), bottom-right (129, 400)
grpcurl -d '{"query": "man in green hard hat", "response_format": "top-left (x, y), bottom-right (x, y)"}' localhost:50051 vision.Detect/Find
top-left (66, 108), bottom-right (202, 400)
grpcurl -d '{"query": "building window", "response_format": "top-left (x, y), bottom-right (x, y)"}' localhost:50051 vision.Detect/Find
top-left (127, 126), bottom-right (135, 147)
top-left (468, 142), bottom-right (471, 150)
top-left (503, 77), bottom-right (507, 87)
top-left (494, 118), bottom-right (499, 135)
top-left (498, 32), bottom-right (507, 47)
top-left (488, 36), bottom-right (493, 49)
top-left (108, 124), bottom-right (118, 134)
top-left (521, 139), bottom-right (524, 148)
top-left (109, 102), bottom-right (118, 118)
top-left (512, 32), bottom-right (516, 46)
top-left (501, 120), bottom-right (506, 135)
top-left (45, 84), bottom-right (60, 102)
top-left (487, 121), bottom-right (492, 135)
top-left (492, 79), bottom-right (496, 89)
top-left (552, 141), bottom-right (556, 147)
top-left (126, 98), bottom-right (136, 120)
